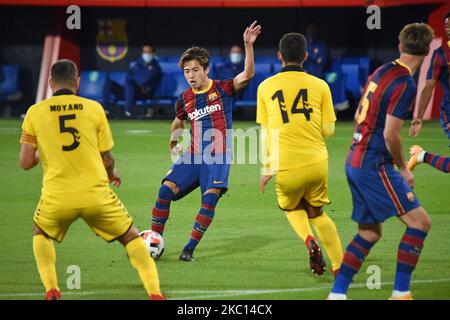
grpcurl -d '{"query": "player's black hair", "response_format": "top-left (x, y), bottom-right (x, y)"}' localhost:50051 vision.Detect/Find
top-left (50, 59), bottom-right (78, 88)
top-left (278, 32), bottom-right (307, 65)
top-left (445, 11), bottom-right (450, 20)
top-left (398, 23), bottom-right (434, 56)
top-left (179, 47), bottom-right (210, 70)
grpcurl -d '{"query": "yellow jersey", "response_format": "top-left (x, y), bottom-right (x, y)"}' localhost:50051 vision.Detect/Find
top-left (20, 89), bottom-right (114, 207)
top-left (256, 65), bottom-right (336, 173)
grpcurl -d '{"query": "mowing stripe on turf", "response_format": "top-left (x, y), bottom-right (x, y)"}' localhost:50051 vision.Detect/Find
top-left (1, 278), bottom-right (450, 299)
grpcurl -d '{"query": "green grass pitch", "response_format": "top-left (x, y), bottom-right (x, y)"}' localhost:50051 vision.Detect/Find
top-left (0, 118), bottom-right (449, 300)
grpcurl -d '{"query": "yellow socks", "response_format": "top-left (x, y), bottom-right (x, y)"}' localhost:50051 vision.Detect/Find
top-left (285, 209), bottom-right (315, 245)
top-left (126, 237), bottom-right (161, 296)
top-left (33, 234), bottom-right (59, 292)
top-left (309, 213), bottom-right (343, 272)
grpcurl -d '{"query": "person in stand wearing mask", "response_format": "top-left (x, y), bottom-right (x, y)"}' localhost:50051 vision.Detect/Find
top-left (124, 45), bottom-right (162, 117)
top-left (216, 45), bottom-right (246, 99)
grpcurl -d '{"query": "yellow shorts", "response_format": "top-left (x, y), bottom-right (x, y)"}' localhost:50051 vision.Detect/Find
top-left (275, 160), bottom-right (330, 211)
top-left (33, 189), bottom-right (133, 242)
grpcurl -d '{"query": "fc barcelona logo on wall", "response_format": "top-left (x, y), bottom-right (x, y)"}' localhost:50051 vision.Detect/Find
top-left (96, 19), bottom-right (128, 63)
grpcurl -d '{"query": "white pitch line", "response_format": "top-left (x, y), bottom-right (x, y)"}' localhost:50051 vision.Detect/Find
top-left (1, 278), bottom-right (449, 299)
top-left (0, 291), bottom-right (95, 298)
top-left (173, 278), bottom-right (450, 300)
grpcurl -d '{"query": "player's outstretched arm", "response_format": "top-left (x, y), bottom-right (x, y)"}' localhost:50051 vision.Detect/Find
top-left (101, 150), bottom-right (121, 187)
top-left (19, 144), bottom-right (39, 170)
top-left (233, 20), bottom-right (262, 92)
top-left (409, 79), bottom-right (436, 137)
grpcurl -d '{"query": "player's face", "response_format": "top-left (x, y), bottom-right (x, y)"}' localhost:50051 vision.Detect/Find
top-left (445, 18), bottom-right (450, 38)
top-left (183, 59), bottom-right (210, 90)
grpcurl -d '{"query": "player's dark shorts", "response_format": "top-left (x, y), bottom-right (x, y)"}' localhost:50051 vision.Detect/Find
top-left (346, 163), bottom-right (421, 224)
top-left (440, 111), bottom-right (450, 140)
top-left (162, 152), bottom-right (231, 200)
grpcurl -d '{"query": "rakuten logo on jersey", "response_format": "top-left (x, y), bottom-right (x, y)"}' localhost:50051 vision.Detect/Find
top-left (188, 104), bottom-right (222, 121)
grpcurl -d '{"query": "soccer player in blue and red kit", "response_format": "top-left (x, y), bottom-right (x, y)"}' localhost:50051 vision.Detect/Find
top-left (149, 21), bottom-right (262, 261)
top-left (328, 23), bottom-right (434, 300)
top-left (410, 11), bottom-right (450, 141)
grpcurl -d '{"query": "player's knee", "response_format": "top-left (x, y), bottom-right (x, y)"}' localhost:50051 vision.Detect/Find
top-left (162, 180), bottom-right (179, 195)
top-left (419, 210), bottom-right (432, 233)
top-left (358, 225), bottom-right (382, 243)
top-left (118, 225), bottom-right (140, 246)
top-left (204, 188), bottom-right (222, 197)
top-left (404, 207), bottom-right (432, 233)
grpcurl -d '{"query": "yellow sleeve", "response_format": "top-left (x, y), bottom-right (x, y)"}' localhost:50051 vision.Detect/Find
top-left (97, 107), bottom-right (114, 152)
top-left (256, 82), bottom-right (268, 125)
top-left (322, 122), bottom-right (335, 138)
top-left (20, 108), bottom-right (37, 147)
top-left (321, 82), bottom-right (337, 126)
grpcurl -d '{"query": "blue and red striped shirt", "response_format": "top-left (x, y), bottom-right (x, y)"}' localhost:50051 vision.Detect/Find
top-left (347, 60), bottom-right (416, 169)
top-left (176, 79), bottom-right (235, 154)
top-left (427, 42), bottom-right (450, 116)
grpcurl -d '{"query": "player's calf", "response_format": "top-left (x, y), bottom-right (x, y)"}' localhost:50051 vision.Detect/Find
top-left (151, 182), bottom-right (177, 235)
top-left (328, 225), bottom-right (379, 299)
top-left (181, 189), bottom-right (221, 260)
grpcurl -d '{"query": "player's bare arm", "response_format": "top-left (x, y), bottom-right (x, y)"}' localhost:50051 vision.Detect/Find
top-left (101, 150), bottom-right (121, 187)
top-left (384, 115), bottom-right (414, 187)
top-left (19, 143), bottom-right (39, 170)
top-left (169, 117), bottom-right (185, 154)
top-left (409, 79), bottom-right (436, 137)
top-left (233, 20), bottom-right (262, 92)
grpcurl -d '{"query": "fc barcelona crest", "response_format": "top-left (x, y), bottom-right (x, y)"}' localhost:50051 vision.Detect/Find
top-left (96, 19), bottom-right (128, 63)
top-left (208, 92), bottom-right (219, 102)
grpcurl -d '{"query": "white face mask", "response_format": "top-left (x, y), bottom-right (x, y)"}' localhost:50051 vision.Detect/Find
top-left (230, 52), bottom-right (243, 64)
top-left (142, 53), bottom-right (154, 63)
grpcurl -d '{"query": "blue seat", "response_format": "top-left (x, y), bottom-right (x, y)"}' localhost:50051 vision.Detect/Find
top-left (164, 56), bottom-right (180, 63)
top-left (210, 55), bottom-right (225, 65)
top-left (325, 72), bottom-right (349, 110)
top-left (272, 62), bottom-right (282, 74)
top-left (79, 71), bottom-right (109, 106)
top-left (109, 71), bottom-right (127, 87)
top-left (148, 72), bottom-right (178, 107)
top-left (0, 65), bottom-right (21, 101)
top-left (173, 73), bottom-right (189, 97)
top-left (255, 56), bottom-right (278, 64)
top-left (342, 56), bottom-right (370, 87)
top-left (254, 63), bottom-right (272, 75)
top-left (234, 72), bottom-right (270, 109)
top-left (160, 62), bottom-right (181, 74)
top-left (340, 64), bottom-right (362, 99)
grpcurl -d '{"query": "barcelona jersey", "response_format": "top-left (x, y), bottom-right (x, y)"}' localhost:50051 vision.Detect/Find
top-left (175, 79), bottom-right (235, 155)
top-left (347, 60), bottom-right (416, 169)
top-left (427, 41), bottom-right (450, 116)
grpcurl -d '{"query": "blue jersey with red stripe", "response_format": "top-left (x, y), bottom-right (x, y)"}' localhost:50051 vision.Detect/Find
top-left (176, 79), bottom-right (235, 154)
top-left (347, 60), bottom-right (416, 169)
top-left (427, 42), bottom-right (450, 115)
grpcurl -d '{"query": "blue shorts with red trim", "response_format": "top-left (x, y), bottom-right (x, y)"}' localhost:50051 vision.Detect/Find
top-left (345, 164), bottom-right (421, 224)
top-left (440, 112), bottom-right (450, 140)
top-left (162, 152), bottom-right (231, 201)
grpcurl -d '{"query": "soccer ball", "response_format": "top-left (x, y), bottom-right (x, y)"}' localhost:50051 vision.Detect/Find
top-left (139, 230), bottom-right (165, 260)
